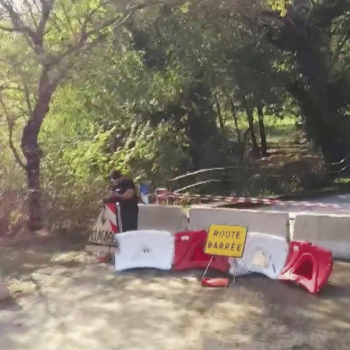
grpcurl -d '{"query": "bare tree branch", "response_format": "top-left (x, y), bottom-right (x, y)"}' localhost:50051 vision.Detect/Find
top-left (23, 83), bottom-right (33, 114)
top-left (23, 0), bottom-right (39, 27)
top-left (0, 97), bottom-right (27, 170)
top-left (77, 0), bottom-right (110, 29)
top-left (0, 1), bottom-right (42, 57)
top-left (37, 0), bottom-right (55, 39)
top-left (0, 0), bottom-right (54, 56)
top-left (0, 0), bottom-right (37, 39)
top-left (48, 8), bottom-right (66, 33)
top-left (58, 7), bottom-right (141, 62)
top-left (59, 0), bottom-right (75, 34)
top-left (0, 24), bottom-right (21, 32)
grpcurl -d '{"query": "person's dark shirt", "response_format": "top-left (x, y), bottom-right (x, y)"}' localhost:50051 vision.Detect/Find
top-left (112, 177), bottom-right (138, 211)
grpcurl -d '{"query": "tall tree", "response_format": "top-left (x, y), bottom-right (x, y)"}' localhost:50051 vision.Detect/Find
top-left (261, 0), bottom-right (350, 165)
top-left (257, 105), bottom-right (268, 156)
top-left (0, 0), bottom-right (144, 231)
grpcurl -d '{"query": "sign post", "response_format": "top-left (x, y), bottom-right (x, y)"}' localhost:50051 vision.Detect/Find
top-left (202, 224), bottom-right (248, 287)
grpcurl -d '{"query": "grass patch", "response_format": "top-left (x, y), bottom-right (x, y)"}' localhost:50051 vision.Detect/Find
top-left (224, 113), bottom-right (297, 143)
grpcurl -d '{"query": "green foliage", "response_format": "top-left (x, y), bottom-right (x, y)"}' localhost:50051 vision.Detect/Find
top-left (2, 0), bottom-right (350, 230)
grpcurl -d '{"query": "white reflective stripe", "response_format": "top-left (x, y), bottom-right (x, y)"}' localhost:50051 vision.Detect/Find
top-left (116, 204), bottom-right (122, 232)
top-left (105, 205), bottom-right (117, 225)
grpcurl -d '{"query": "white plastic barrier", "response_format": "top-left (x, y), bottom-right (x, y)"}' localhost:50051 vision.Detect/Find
top-left (188, 207), bottom-right (289, 239)
top-left (114, 230), bottom-right (174, 271)
top-left (228, 232), bottom-right (289, 279)
top-left (293, 214), bottom-right (350, 260)
top-left (138, 205), bottom-right (188, 233)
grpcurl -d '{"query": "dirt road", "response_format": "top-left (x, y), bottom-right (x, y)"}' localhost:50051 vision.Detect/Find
top-left (262, 193), bottom-right (350, 217)
top-left (0, 245), bottom-right (349, 350)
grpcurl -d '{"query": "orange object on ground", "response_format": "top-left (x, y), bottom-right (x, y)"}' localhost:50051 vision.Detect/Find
top-left (201, 278), bottom-right (230, 288)
top-left (278, 241), bottom-right (333, 295)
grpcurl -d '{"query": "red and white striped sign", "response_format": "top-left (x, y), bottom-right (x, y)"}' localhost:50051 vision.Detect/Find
top-left (86, 203), bottom-right (119, 254)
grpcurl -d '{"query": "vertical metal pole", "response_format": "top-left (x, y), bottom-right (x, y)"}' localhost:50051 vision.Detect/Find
top-left (201, 256), bottom-right (214, 280)
top-left (116, 202), bottom-right (123, 233)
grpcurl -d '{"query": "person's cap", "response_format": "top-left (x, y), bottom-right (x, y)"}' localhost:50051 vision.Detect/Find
top-left (108, 170), bottom-right (122, 181)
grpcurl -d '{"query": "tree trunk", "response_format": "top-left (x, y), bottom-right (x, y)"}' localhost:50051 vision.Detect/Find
top-left (186, 77), bottom-right (219, 169)
top-left (21, 73), bottom-right (53, 232)
top-left (214, 92), bottom-right (227, 158)
top-left (257, 106), bottom-right (268, 157)
top-left (230, 99), bottom-right (242, 144)
top-left (288, 80), bottom-right (348, 167)
top-left (244, 105), bottom-right (260, 157)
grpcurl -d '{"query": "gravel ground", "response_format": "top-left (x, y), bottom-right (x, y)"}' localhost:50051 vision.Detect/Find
top-left (0, 247), bottom-right (349, 350)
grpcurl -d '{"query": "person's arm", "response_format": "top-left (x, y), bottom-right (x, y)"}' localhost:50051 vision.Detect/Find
top-left (109, 179), bottom-right (135, 200)
top-left (110, 189), bottom-right (134, 200)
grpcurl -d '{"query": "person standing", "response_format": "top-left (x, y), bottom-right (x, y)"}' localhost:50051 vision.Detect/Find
top-left (107, 170), bottom-right (139, 232)
top-left (98, 170), bottom-right (139, 264)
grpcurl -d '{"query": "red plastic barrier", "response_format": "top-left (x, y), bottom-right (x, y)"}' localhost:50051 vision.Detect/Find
top-left (173, 230), bottom-right (229, 273)
top-left (279, 241), bottom-right (333, 295)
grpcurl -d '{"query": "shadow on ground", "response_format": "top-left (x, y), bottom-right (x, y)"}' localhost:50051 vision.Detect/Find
top-left (0, 240), bottom-right (349, 350)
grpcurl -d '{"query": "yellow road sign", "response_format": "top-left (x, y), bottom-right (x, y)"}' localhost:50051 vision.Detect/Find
top-left (204, 224), bottom-right (247, 258)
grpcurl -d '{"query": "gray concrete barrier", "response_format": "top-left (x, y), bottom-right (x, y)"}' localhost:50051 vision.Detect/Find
top-left (138, 205), bottom-right (188, 233)
top-left (293, 214), bottom-right (350, 259)
top-left (188, 207), bottom-right (290, 239)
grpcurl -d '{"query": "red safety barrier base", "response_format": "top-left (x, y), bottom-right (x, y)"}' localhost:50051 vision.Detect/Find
top-left (278, 241), bottom-right (333, 295)
top-left (201, 278), bottom-right (230, 287)
top-left (201, 256), bottom-right (230, 288)
top-left (173, 230), bottom-right (230, 273)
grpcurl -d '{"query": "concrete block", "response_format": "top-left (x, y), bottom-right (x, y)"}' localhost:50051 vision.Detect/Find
top-left (188, 207), bottom-right (289, 239)
top-left (293, 214), bottom-right (350, 260)
top-left (138, 205), bottom-right (188, 234)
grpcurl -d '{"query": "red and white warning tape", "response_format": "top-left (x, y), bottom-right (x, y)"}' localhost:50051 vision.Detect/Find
top-left (153, 192), bottom-right (350, 211)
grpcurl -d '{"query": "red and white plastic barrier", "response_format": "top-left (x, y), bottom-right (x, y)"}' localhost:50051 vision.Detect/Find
top-left (279, 241), bottom-right (333, 294)
top-left (110, 228), bottom-right (333, 294)
top-left (85, 202), bottom-right (336, 294)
